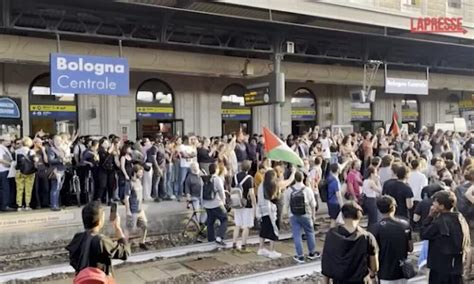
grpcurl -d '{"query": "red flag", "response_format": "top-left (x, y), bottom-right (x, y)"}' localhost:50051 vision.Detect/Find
top-left (389, 106), bottom-right (401, 136)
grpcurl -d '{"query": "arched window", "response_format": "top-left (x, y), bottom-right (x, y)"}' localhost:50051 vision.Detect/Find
top-left (402, 96), bottom-right (420, 133)
top-left (350, 89), bottom-right (373, 132)
top-left (136, 79), bottom-right (177, 138)
top-left (291, 88), bottom-right (316, 135)
top-left (221, 84), bottom-right (251, 135)
top-left (29, 73), bottom-right (77, 135)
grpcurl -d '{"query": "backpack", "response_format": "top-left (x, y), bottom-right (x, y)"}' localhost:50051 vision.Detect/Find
top-left (230, 174), bottom-right (252, 209)
top-left (202, 176), bottom-right (216, 201)
top-left (15, 152), bottom-right (36, 175)
top-left (319, 179), bottom-right (329, 202)
top-left (290, 186), bottom-right (306, 215)
top-left (455, 183), bottom-right (474, 220)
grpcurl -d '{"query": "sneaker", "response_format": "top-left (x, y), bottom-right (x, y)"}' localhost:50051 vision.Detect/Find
top-left (257, 248), bottom-right (270, 257)
top-left (17, 207), bottom-right (22, 212)
top-left (215, 237), bottom-right (226, 247)
top-left (170, 195), bottom-right (177, 200)
top-left (307, 252), bottom-right (321, 260)
top-left (239, 247), bottom-right (252, 254)
top-left (51, 207), bottom-right (61, 212)
top-left (232, 243), bottom-right (238, 251)
top-left (24, 207), bottom-right (32, 211)
top-left (267, 250), bottom-right (282, 259)
top-left (293, 255), bottom-right (305, 264)
top-left (139, 243), bottom-right (149, 251)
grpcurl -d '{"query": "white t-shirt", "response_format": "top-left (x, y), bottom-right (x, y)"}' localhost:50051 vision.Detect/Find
top-left (0, 145), bottom-right (11, 173)
top-left (179, 144), bottom-right (197, 168)
top-left (320, 138), bottom-right (331, 159)
top-left (379, 166), bottom-right (393, 186)
top-left (407, 170), bottom-right (428, 201)
top-left (362, 179), bottom-right (378, 198)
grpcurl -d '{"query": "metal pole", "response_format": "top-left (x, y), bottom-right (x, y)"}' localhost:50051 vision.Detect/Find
top-left (273, 41), bottom-right (284, 137)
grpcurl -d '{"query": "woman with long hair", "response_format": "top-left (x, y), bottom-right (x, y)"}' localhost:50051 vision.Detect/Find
top-left (118, 144), bottom-right (133, 203)
top-left (257, 169), bottom-right (282, 259)
top-left (362, 166), bottom-right (381, 227)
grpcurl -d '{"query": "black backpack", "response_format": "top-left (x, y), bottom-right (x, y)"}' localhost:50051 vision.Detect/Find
top-left (455, 183), bottom-right (474, 220)
top-left (15, 152), bottom-right (36, 175)
top-left (290, 187), bottom-right (306, 215)
top-left (202, 176), bottom-right (216, 201)
top-left (319, 179), bottom-right (329, 202)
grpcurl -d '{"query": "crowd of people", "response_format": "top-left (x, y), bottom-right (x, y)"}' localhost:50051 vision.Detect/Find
top-left (0, 125), bottom-right (472, 282)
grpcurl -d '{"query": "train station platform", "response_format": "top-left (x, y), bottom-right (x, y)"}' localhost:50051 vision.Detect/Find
top-left (0, 201), bottom-right (191, 251)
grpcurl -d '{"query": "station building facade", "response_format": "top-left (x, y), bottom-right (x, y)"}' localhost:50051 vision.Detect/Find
top-left (0, 0), bottom-right (473, 138)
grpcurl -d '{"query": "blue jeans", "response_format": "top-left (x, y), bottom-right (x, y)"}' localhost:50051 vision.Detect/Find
top-left (0, 171), bottom-right (10, 209)
top-left (166, 163), bottom-right (174, 197)
top-left (174, 166), bottom-right (189, 198)
top-left (290, 214), bottom-right (316, 257)
top-left (50, 170), bottom-right (65, 209)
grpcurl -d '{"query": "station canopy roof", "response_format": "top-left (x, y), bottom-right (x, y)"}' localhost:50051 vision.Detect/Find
top-left (1, 0), bottom-right (474, 75)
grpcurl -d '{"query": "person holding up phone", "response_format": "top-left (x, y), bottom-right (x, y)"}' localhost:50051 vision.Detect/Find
top-left (66, 201), bottom-right (130, 280)
top-left (124, 164), bottom-right (148, 250)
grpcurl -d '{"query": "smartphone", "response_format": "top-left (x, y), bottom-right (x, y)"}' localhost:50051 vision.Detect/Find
top-left (110, 202), bottom-right (118, 222)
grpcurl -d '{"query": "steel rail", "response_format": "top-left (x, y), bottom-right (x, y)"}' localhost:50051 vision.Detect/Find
top-left (213, 242), bottom-right (424, 284)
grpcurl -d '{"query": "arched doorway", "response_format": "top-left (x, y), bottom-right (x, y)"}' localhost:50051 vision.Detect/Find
top-left (291, 88), bottom-right (316, 135)
top-left (136, 79), bottom-right (182, 139)
top-left (29, 73), bottom-right (77, 136)
top-left (221, 84), bottom-right (252, 135)
top-left (401, 96), bottom-right (420, 133)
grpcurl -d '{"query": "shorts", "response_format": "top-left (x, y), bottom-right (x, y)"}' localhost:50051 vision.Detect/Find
top-left (234, 208), bottom-right (254, 228)
top-left (126, 212), bottom-right (148, 231)
top-left (327, 203), bottom-right (341, 220)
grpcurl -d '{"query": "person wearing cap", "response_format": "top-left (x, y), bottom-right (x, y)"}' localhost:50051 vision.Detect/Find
top-left (0, 134), bottom-right (13, 211)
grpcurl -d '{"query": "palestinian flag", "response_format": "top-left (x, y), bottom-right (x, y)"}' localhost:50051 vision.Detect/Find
top-left (263, 127), bottom-right (304, 167)
top-left (389, 105), bottom-right (402, 136)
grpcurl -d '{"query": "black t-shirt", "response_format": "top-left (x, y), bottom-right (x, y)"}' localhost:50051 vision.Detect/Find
top-left (369, 217), bottom-right (412, 281)
top-left (382, 180), bottom-right (414, 219)
top-left (197, 147), bottom-right (215, 164)
top-left (231, 171), bottom-right (253, 209)
top-left (414, 198), bottom-right (432, 223)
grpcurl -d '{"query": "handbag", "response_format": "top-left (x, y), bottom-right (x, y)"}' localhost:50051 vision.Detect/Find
top-left (399, 259), bottom-right (417, 279)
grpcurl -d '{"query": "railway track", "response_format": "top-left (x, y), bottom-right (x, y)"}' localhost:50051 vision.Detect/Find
top-left (213, 242), bottom-right (425, 284)
top-left (0, 233), bottom-right (293, 282)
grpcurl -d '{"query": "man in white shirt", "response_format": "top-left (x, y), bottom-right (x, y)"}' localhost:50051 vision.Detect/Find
top-left (177, 135), bottom-right (197, 201)
top-left (0, 135), bottom-right (12, 211)
top-left (319, 129), bottom-right (332, 176)
top-left (283, 171), bottom-right (320, 263)
top-left (407, 159), bottom-right (428, 203)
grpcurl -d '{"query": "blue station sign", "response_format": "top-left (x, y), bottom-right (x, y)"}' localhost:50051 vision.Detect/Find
top-left (50, 53), bottom-right (129, 96)
top-left (0, 97), bottom-right (20, 119)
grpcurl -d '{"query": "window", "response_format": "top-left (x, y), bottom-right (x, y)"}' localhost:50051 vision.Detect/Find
top-left (221, 84), bottom-right (251, 135)
top-left (401, 97), bottom-right (420, 133)
top-left (29, 74), bottom-right (77, 135)
top-left (402, 0), bottom-right (420, 6)
top-left (291, 88), bottom-right (317, 135)
top-left (448, 0), bottom-right (462, 8)
top-left (136, 79), bottom-right (174, 105)
top-left (135, 79), bottom-right (176, 139)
